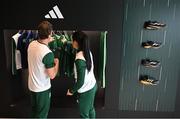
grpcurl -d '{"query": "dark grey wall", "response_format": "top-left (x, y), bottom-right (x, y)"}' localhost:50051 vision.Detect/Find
top-left (119, 0), bottom-right (180, 113)
top-left (0, 31), bottom-right (12, 116)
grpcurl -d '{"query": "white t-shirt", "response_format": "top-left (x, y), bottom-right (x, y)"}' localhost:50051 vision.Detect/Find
top-left (28, 40), bottom-right (52, 92)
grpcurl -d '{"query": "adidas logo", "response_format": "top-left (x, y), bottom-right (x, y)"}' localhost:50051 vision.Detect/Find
top-left (45, 5), bottom-right (64, 19)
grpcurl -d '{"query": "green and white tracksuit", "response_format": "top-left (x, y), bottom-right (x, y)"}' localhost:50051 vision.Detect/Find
top-left (28, 40), bottom-right (54, 118)
top-left (70, 51), bottom-right (97, 118)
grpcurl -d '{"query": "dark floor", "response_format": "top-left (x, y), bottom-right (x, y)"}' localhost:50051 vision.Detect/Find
top-left (5, 95), bottom-right (104, 118)
top-left (2, 78), bottom-right (105, 118)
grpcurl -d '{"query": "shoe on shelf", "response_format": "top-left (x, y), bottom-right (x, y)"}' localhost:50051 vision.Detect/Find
top-left (142, 41), bottom-right (161, 49)
top-left (141, 58), bottom-right (160, 68)
top-left (144, 20), bottom-right (166, 30)
top-left (139, 75), bottom-right (159, 85)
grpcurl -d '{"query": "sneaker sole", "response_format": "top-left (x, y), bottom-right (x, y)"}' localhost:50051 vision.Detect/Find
top-left (142, 64), bottom-right (160, 68)
top-left (140, 80), bottom-right (158, 85)
top-left (143, 46), bottom-right (161, 49)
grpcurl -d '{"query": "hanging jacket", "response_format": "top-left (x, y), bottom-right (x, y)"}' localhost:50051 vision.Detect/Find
top-left (17, 31), bottom-right (35, 69)
top-left (98, 31), bottom-right (107, 88)
top-left (48, 34), bottom-right (75, 79)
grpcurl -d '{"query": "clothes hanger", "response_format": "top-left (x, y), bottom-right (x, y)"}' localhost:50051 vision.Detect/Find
top-left (18, 30), bottom-right (23, 34)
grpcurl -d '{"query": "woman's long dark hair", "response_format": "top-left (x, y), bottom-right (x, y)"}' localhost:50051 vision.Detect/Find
top-left (72, 31), bottom-right (92, 71)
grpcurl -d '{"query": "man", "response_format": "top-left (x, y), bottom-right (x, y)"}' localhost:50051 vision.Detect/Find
top-left (28, 21), bottom-right (59, 118)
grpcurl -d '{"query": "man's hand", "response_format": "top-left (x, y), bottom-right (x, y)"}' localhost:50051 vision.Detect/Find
top-left (48, 35), bottom-right (54, 42)
top-left (67, 89), bottom-right (73, 96)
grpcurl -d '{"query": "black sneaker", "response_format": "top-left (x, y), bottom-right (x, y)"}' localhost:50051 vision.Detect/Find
top-left (139, 75), bottom-right (159, 85)
top-left (141, 58), bottom-right (160, 68)
top-left (144, 21), bottom-right (166, 30)
top-left (142, 41), bottom-right (161, 49)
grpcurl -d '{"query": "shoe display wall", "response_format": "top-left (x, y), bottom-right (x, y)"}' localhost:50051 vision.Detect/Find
top-left (140, 21), bottom-right (165, 86)
top-left (119, 0), bottom-right (180, 113)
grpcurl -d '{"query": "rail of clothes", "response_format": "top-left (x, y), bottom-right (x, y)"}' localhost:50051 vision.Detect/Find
top-left (11, 30), bottom-right (107, 88)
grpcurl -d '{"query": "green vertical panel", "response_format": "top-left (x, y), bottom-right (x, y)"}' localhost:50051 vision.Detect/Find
top-left (119, 0), bottom-right (180, 112)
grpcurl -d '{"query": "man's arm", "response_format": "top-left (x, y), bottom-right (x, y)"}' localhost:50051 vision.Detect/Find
top-left (42, 52), bottom-right (59, 79)
top-left (46, 58), bottom-right (59, 79)
top-left (67, 59), bottom-right (86, 96)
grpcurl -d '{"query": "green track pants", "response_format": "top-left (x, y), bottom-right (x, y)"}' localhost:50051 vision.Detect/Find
top-left (78, 84), bottom-right (97, 119)
top-left (30, 88), bottom-right (51, 118)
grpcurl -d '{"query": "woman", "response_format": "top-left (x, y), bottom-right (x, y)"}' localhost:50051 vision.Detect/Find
top-left (67, 31), bottom-right (97, 118)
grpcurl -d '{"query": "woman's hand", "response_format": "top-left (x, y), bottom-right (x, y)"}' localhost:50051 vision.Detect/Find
top-left (66, 89), bottom-right (73, 96)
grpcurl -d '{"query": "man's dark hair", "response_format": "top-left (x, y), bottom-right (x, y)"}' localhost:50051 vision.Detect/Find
top-left (38, 21), bottom-right (53, 39)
